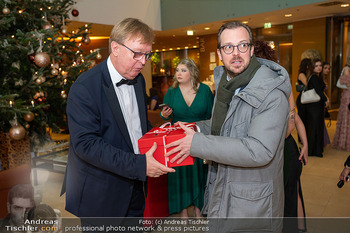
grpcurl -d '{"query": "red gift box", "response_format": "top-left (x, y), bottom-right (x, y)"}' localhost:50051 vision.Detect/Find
top-left (138, 123), bottom-right (195, 167)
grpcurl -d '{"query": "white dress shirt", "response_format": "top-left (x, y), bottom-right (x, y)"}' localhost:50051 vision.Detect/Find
top-left (107, 57), bottom-right (142, 153)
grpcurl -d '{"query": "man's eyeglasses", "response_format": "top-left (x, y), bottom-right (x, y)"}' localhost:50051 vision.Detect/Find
top-left (120, 43), bottom-right (153, 61)
top-left (220, 42), bottom-right (252, 54)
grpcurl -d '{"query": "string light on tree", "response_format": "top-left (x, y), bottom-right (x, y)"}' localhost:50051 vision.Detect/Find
top-left (61, 90), bottom-right (67, 99)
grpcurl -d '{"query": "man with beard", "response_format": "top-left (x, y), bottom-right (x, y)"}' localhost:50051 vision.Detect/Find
top-left (0, 184), bottom-right (35, 233)
top-left (165, 21), bottom-right (291, 233)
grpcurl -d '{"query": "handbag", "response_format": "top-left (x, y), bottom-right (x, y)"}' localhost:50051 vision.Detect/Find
top-left (337, 66), bottom-right (350, 89)
top-left (300, 76), bottom-right (320, 104)
top-left (301, 88), bottom-right (320, 104)
top-left (336, 78), bottom-right (349, 89)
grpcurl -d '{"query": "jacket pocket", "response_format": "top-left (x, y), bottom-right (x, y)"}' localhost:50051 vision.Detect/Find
top-left (231, 120), bottom-right (248, 137)
top-left (223, 181), bottom-right (273, 231)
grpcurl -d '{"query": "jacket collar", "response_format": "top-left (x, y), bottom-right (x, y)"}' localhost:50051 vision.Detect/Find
top-left (213, 58), bottom-right (291, 108)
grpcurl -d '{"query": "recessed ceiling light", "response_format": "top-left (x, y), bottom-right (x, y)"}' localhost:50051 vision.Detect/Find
top-left (341, 4), bottom-right (349, 7)
top-left (285, 14), bottom-right (292, 17)
top-left (169, 48), bottom-right (173, 50)
top-left (187, 30), bottom-right (194, 36)
top-left (242, 21), bottom-right (248, 24)
top-left (204, 27), bottom-right (210, 30)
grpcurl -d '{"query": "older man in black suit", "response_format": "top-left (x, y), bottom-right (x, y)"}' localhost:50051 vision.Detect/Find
top-left (61, 18), bottom-right (174, 222)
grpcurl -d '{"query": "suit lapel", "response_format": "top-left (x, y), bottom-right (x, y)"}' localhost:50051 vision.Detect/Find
top-left (102, 66), bottom-right (134, 151)
top-left (134, 75), bottom-right (148, 135)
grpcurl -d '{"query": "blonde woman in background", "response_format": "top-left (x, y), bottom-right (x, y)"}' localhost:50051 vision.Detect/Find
top-left (161, 58), bottom-right (214, 218)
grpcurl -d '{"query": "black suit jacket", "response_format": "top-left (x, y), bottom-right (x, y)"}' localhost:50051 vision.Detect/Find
top-left (62, 59), bottom-right (152, 217)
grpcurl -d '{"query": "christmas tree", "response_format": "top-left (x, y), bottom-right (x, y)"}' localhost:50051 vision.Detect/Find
top-left (0, 0), bottom-right (100, 148)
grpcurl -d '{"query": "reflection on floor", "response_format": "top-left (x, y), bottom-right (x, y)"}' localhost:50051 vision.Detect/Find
top-left (32, 119), bottom-right (350, 229)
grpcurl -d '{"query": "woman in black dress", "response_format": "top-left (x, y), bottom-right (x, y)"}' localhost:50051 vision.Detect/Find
top-left (254, 41), bottom-right (309, 232)
top-left (303, 59), bottom-right (329, 157)
top-left (296, 58), bottom-right (313, 134)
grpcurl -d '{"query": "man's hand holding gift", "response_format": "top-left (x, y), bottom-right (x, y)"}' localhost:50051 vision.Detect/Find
top-left (146, 142), bottom-right (175, 177)
top-left (165, 122), bottom-right (196, 164)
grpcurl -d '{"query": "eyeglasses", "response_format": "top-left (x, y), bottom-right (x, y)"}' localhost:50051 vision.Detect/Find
top-left (120, 43), bottom-right (153, 61)
top-left (220, 42), bottom-right (252, 54)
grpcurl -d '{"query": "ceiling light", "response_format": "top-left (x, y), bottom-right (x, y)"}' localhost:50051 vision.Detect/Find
top-left (341, 4), bottom-right (349, 7)
top-left (169, 48), bottom-right (173, 50)
top-left (285, 14), bottom-right (292, 17)
top-left (187, 30), bottom-right (194, 36)
top-left (193, 46), bottom-right (197, 48)
top-left (242, 21), bottom-right (248, 24)
top-left (204, 27), bottom-right (210, 30)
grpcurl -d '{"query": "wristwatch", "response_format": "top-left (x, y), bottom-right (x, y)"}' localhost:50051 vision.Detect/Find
top-left (344, 155), bottom-right (350, 168)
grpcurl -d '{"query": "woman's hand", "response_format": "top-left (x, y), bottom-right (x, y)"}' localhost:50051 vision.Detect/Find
top-left (161, 106), bottom-right (173, 119)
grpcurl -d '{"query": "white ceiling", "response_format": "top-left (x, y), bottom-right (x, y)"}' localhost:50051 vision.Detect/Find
top-left (67, 0), bottom-right (350, 50)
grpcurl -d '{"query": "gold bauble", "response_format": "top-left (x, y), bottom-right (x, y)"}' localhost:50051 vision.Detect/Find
top-left (2, 7), bottom-right (10, 15)
top-left (42, 21), bottom-right (52, 30)
top-left (83, 36), bottom-right (90, 45)
top-left (61, 93), bottom-right (67, 99)
top-left (51, 68), bottom-right (58, 76)
top-left (24, 112), bottom-right (34, 122)
top-left (96, 53), bottom-right (102, 60)
top-left (34, 52), bottom-right (50, 67)
top-left (25, 123), bottom-right (30, 129)
top-left (35, 76), bottom-right (46, 84)
top-left (9, 124), bottom-right (26, 140)
top-left (61, 25), bottom-right (68, 34)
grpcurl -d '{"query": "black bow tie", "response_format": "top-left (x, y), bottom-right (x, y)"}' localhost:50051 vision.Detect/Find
top-left (116, 78), bottom-right (137, 87)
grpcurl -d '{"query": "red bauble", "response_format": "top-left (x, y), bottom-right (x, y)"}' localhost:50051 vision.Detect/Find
top-left (71, 9), bottom-right (79, 17)
top-left (29, 54), bottom-right (35, 63)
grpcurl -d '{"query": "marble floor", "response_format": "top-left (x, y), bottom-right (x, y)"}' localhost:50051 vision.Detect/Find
top-left (31, 118), bottom-right (350, 232)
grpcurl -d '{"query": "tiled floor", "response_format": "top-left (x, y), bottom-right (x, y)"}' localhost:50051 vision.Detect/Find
top-left (32, 118), bottom-right (350, 231)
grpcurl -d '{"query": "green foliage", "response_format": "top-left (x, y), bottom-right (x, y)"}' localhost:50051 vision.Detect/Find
top-left (0, 0), bottom-right (98, 147)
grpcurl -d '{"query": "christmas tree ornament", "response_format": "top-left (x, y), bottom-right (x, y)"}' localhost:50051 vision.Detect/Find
top-left (35, 76), bottom-right (46, 84)
top-left (61, 25), bottom-right (68, 34)
top-left (9, 115), bottom-right (26, 140)
top-left (34, 52), bottom-right (50, 67)
top-left (34, 31), bottom-right (50, 67)
top-left (25, 122), bottom-right (30, 129)
top-left (2, 6), bottom-right (10, 15)
top-left (24, 112), bottom-right (34, 122)
top-left (71, 8), bottom-right (79, 17)
top-left (83, 35), bottom-right (90, 45)
top-left (96, 52), bottom-right (102, 60)
top-left (61, 15), bottom-right (68, 34)
top-left (51, 68), bottom-right (58, 76)
top-left (29, 54), bottom-right (35, 62)
top-left (42, 22), bottom-right (52, 30)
